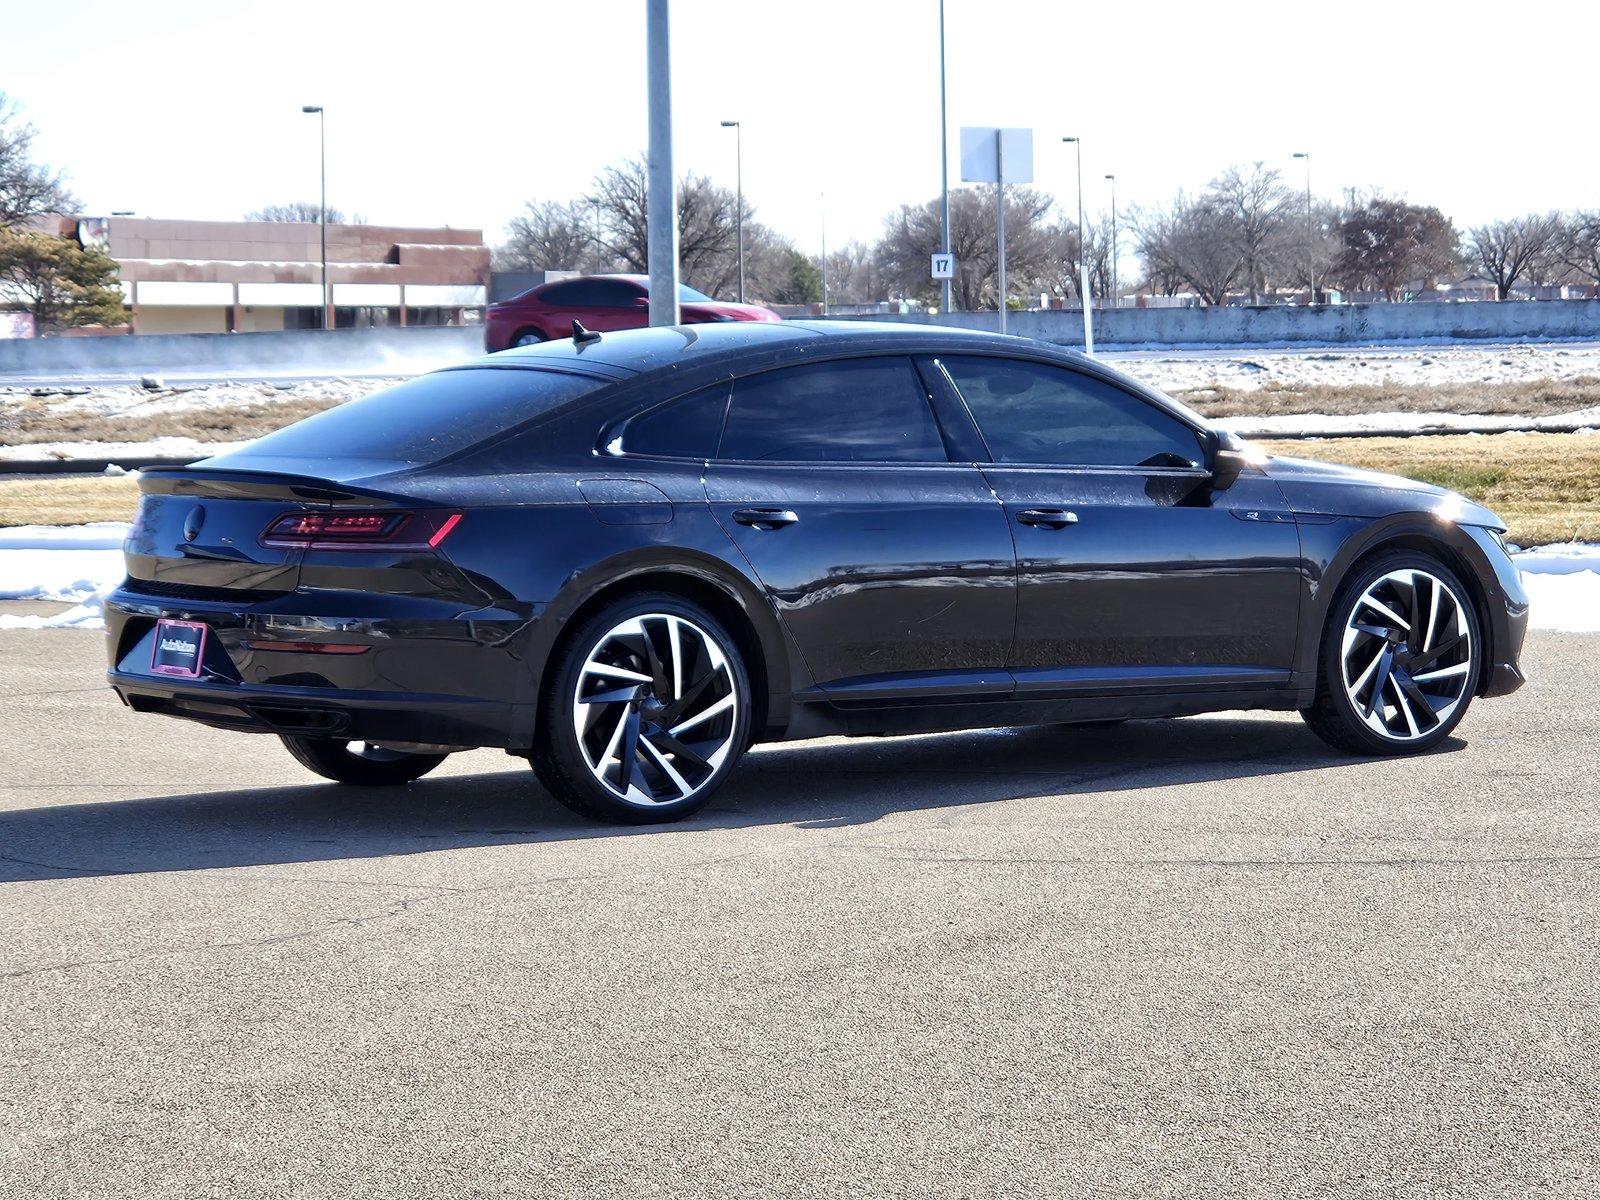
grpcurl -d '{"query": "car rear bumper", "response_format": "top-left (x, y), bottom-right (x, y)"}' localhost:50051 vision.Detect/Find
top-left (104, 586), bottom-right (537, 749)
top-left (108, 669), bottom-right (529, 747)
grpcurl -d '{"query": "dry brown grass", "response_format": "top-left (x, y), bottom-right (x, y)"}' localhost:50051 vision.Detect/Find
top-left (0, 474), bottom-right (141, 526)
top-left (1259, 431), bottom-right (1600, 547)
top-left (2, 431), bottom-right (1595, 545)
top-left (1182, 377), bottom-right (1600, 419)
top-left (0, 397), bottom-right (342, 446)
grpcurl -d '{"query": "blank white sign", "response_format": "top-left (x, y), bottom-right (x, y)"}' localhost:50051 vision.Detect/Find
top-left (959, 127), bottom-right (1034, 184)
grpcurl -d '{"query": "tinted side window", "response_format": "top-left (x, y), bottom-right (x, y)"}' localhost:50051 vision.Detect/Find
top-left (624, 384), bottom-right (729, 458)
top-left (537, 280), bottom-right (589, 305)
top-left (940, 356), bottom-right (1204, 468)
top-left (589, 280), bottom-right (641, 307)
top-left (720, 358), bottom-right (947, 463)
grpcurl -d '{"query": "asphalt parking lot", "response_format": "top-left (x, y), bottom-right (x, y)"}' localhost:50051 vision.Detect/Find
top-left (1, 630), bottom-right (1596, 1198)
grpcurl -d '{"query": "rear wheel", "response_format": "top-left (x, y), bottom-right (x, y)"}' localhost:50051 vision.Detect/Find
top-left (280, 735), bottom-right (448, 786)
top-left (533, 594), bottom-right (751, 824)
top-left (1301, 550), bottom-right (1481, 755)
top-left (512, 328), bottom-right (544, 347)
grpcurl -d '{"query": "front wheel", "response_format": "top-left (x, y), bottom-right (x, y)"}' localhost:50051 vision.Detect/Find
top-left (533, 594), bottom-right (751, 824)
top-left (280, 735), bottom-right (449, 785)
top-left (1301, 550), bottom-right (1481, 755)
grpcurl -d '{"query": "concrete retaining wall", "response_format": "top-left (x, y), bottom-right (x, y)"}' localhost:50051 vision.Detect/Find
top-left (0, 325), bottom-right (485, 377)
top-left (836, 300), bottom-right (1600, 347)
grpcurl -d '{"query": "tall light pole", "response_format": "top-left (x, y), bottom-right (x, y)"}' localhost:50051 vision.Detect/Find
top-left (301, 105), bottom-right (327, 329)
top-left (720, 120), bottom-right (744, 303)
top-left (1061, 136), bottom-right (1093, 353)
top-left (645, 0), bottom-right (679, 326)
top-left (820, 192), bottom-right (828, 316)
top-left (1104, 173), bottom-right (1118, 309)
top-left (937, 0), bottom-right (952, 314)
top-left (1293, 150), bottom-right (1314, 303)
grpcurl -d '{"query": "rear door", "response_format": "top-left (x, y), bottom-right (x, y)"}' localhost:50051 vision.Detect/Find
top-left (582, 279), bottom-right (649, 332)
top-left (933, 354), bottom-right (1302, 693)
top-left (703, 356), bottom-right (1017, 700)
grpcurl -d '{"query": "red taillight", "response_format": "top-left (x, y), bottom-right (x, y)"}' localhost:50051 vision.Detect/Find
top-left (261, 509), bottom-right (462, 550)
top-left (243, 640), bottom-right (371, 655)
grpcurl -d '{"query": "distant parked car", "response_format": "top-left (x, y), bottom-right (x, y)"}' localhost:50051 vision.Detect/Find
top-left (485, 274), bottom-right (780, 351)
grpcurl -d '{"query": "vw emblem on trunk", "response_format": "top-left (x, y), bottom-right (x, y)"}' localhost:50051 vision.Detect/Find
top-left (183, 505), bottom-right (206, 542)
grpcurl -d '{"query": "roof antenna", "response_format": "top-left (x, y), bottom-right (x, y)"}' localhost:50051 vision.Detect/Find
top-left (571, 319), bottom-right (602, 346)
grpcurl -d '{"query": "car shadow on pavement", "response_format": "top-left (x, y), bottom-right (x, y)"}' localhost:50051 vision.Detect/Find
top-left (0, 716), bottom-right (1461, 882)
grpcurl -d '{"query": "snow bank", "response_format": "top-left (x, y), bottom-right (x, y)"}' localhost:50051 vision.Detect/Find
top-left (1216, 408), bottom-right (1600, 439)
top-left (0, 436), bottom-right (241, 463)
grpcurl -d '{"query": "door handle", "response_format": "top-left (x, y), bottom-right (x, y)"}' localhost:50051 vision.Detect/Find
top-left (731, 507), bottom-right (799, 530)
top-left (1016, 508), bottom-right (1079, 529)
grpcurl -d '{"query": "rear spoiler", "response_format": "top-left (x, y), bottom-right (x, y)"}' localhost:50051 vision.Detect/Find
top-left (135, 465), bottom-right (416, 507)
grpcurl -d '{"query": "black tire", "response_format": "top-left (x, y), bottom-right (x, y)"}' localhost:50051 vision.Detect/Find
top-left (1300, 549), bottom-right (1482, 756)
top-left (532, 592), bottom-right (752, 824)
top-left (280, 735), bottom-right (449, 785)
top-left (512, 328), bottom-right (544, 347)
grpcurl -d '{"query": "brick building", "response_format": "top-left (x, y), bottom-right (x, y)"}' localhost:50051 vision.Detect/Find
top-left (35, 215), bottom-right (489, 335)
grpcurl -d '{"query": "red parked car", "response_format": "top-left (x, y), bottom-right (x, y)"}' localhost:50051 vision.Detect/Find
top-left (485, 274), bottom-right (781, 351)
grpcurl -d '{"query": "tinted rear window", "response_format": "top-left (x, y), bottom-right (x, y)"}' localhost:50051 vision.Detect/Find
top-left (719, 358), bottom-right (947, 463)
top-left (223, 368), bottom-right (606, 466)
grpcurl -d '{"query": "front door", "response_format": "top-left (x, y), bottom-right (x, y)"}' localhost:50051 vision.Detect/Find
top-left (934, 354), bottom-right (1302, 693)
top-left (704, 356), bottom-right (1017, 700)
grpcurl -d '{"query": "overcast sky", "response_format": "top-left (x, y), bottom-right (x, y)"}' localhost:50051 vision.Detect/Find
top-left (4, 0), bottom-right (1596, 254)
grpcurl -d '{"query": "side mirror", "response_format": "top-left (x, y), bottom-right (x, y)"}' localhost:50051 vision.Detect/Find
top-left (1204, 429), bottom-right (1255, 491)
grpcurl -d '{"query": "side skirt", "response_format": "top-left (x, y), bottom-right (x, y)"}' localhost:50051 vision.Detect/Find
top-left (782, 685), bottom-right (1304, 741)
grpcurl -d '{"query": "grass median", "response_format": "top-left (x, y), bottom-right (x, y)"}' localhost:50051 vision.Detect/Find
top-left (0, 431), bottom-right (1594, 546)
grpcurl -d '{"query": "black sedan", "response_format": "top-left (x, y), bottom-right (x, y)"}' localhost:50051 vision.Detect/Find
top-left (106, 322), bottom-right (1528, 823)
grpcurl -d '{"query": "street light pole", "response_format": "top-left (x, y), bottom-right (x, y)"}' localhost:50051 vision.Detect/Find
top-left (1293, 151), bottom-right (1314, 303)
top-left (820, 193), bottom-right (828, 316)
top-left (645, 0), bottom-right (679, 326)
top-left (938, 0), bottom-right (952, 314)
top-left (720, 120), bottom-right (744, 303)
top-left (301, 105), bottom-right (327, 329)
top-left (1104, 173), bottom-right (1118, 309)
top-left (1061, 136), bottom-right (1093, 353)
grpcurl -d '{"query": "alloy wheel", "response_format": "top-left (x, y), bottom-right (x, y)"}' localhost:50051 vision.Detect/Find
top-left (572, 613), bottom-right (740, 806)
top-left (1339, 568), bottom-right (1475, 742)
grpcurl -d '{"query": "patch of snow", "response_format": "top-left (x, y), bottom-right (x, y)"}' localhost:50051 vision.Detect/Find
top-left (1217, 407), bottom-right (1600, 439)
top-left (1510, 542), bottom-right (1600, 575)
top-left (0, 521), bottom-right (129, 551)
top-left (0, 437), bottom-right (241, 462)
top-left (1519, 572), bottom-right (1600, 633)
top-left (1112, 341), bottom-right (1600, 396)
top-left (0, 595), bottom-right (109, 631)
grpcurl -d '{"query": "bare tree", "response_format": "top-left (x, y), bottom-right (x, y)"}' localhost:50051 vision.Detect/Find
top-left (1468, 215), bottom-right (1560, 299)
top-left (495, 200), bottom-right (601, 272)
top-left (1557, 211), bottom-right (1600, 293)
top-left (1130, 204), bottom-right (1187, 296)
top-left (1134, 194), bottom-right (1247, 305)
top-left (1206, 163), bottom-right (1295, 302)
top-left (872, 186), bottom-right (1057, 310)
top-left (585, 158), bottom-right (741, 296)
top-left (0, 92), bottom-right (74, 226)
top-left (247, 201), bottom-right (358, 224)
